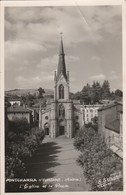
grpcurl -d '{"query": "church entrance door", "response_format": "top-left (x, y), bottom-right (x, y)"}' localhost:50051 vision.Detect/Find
top-left (45, 128), bottom-right (49, 135)
top-left (59, 119), bottom-right (65, 136)
top-left (44, 123), bottom-right (49, 135)
top-left (59, 126), bottom-right (65, 135)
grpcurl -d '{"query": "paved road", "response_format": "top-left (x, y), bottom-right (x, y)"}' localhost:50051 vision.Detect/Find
top-left (27, 136), bottom-right (90, 192)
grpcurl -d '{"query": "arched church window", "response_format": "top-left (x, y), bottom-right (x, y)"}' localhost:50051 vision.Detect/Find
top-left (76, 116), bottom-right (79, 120)
top-left (45, 116), bottom-right (48, 120)
top-left (59, 104), bottom-right (65, 118)
top-left (75, 122), bottom-right (79, 130)
top-left (59, 84), bottom-right (64, 99)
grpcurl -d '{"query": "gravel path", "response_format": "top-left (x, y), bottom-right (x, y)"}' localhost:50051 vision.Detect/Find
top-left (27, 136), bottom-right (90, 192)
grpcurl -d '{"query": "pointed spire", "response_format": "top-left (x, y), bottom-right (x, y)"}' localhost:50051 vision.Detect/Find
top-left (57, 33), bottom-right (67, 81)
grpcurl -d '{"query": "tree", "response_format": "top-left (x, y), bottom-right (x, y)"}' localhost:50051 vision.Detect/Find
top-left (87, 81), bottom-right (102, 104)
top-left (74, 127), bottom-right (123, 191)
top-left (38, 87), bottom-right (45, 98)
top-left (92, 116), bottom-right (98, 124)
top-left (5, 116), bottom-right (45, 192)
top-left (25, 93), bottom-right (35, 107)
top-left (8, 117), bottom-right (30, 135)
top-left (115, 89), bottom-right (123, 97)
top-left (71, 80), bottom-right (113, 103)
top-left (20, 96), bottom-right (26, 105)
top-left (102, 80), bottom-right (110, 99)
top-left (92, 81), bottom-right (96, 89)
top-left (81, 84), bottom-right (91, 104)
top-left (95, 82), bottom-right (102, 97)
top-left (72, 91), bottom-right (81, 100)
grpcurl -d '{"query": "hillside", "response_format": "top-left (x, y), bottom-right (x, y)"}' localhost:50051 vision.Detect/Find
top-left (5, 88), bottom-right (54, 97)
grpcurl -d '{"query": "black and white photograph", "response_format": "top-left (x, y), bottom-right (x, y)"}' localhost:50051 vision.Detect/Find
top-left (1, 0), bottom-right (125, 194)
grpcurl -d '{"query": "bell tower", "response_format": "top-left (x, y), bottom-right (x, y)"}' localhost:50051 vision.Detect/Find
top-left (54, 33), bottom-right (70, 101)
top-left (50, 34), bottom-right (73, 138)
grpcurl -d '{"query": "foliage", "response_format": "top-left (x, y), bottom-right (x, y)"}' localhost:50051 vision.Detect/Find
top-left (5, 156), bottom-right (27, 179)
top-left (91, 123), bottom-right (98, 131)
top-left (71, 80), bottom-right (123, 104)
top-left (85, 122), bottom-right (92, 128)
top-left (115, 89), bottom-right (123, 97)
top-left (91, 116), bottom-right (98, 131)
top-left (92, 116), bottom-right (98, 124)
top-left (5, 118), bottom-right (45, 192)
top-left (25, 93), bottom-right (36, 106)
top-left (38, 87), bottom-right (45, 98)
top-left (74, 127), bottom-right (123, 191)
top-left (101, 80), bottom-right (110, 99)
top-left (8, 117), bottom-right (30, 135)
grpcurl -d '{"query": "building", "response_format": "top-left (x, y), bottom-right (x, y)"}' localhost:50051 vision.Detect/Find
top-left (39, 37), bottom-right (82, 138)
top-left (80, 104), bottom-right (103, 124)
top-left (9, 99), bottom-right (21, 106)
top-left (7, 105), bottom-right (32, 124)
top-left (27, 106), bottom-right (39, 123)
top-left (98, 102), bottom-right (123, 158)
top-left (39, 37), bottom-right (102, 138)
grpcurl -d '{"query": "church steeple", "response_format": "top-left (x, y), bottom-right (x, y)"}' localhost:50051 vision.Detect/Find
top-left (57, 33), bottom-right (67, 81)
top-left (54, 34), bottom-right (70, 101)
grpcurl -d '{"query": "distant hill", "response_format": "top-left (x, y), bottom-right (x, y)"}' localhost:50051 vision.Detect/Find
top-left (5, 88), bottom-right (54, 97)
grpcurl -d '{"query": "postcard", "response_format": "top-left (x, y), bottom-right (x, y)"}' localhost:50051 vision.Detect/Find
top-left (0, 0), bottom-right (126, 195)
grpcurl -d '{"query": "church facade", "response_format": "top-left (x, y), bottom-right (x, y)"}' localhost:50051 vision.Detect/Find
top-left (39, 38), bottom-right (84, 138)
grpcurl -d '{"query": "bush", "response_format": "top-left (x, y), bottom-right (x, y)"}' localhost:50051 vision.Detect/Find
top-left (5, 119), bottom-right (45, 186)
top-left (5, 156), bottom-right (27, 179)
top-left (5, 155), bottom-right (27, 192)
top-left (74, 127), bottom-right (96, 152)
top-left (8, 117), bottom-right (30, 135)
top-left (92, 116), bottom-right (98, 124)
top-left (91, 123), bottom-right (98, 131)
top-left (85, 122), bottom-right (92, 128)
top-left (74, 127), bottom-right (123, 191)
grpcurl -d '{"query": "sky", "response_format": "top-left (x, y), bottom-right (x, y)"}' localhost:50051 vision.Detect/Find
top-left (5, 6), bottom-right (122, 93)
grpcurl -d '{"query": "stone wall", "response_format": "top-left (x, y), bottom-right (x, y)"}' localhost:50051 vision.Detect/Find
top-left (98, 103), bottom-right (123, 150)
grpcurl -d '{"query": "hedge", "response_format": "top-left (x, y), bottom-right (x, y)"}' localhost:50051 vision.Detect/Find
top-left (74, 127), bottom-right (123, 191)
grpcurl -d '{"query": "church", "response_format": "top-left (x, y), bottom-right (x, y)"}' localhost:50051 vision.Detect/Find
top-left (39, 37), bottom-right (84, 138)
